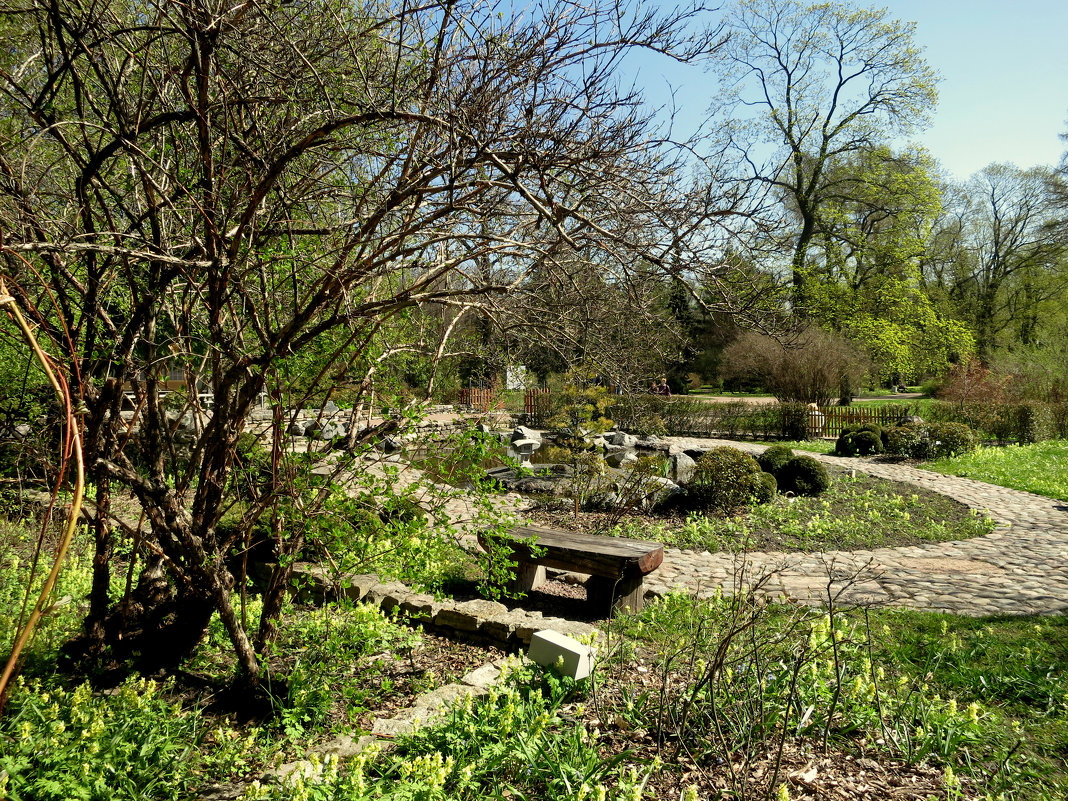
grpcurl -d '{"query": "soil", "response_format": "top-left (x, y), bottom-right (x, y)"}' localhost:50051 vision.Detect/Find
top-left (589, 648), bottom-right (973, 800)
top-left (343, 631), bottom-right (506, 731)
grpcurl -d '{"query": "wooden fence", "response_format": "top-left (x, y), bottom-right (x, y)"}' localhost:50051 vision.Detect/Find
top-left (520, 388), bottom-right (908, 438)
top-left (524, 388), bottom-right (552, 420)
top-left (811, 405), bottom-right (909, 437)
top-left (458, 387), bottom-right (500, 412)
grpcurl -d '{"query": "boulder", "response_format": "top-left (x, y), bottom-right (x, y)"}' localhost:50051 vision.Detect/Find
top-left (642, 475), bottom-right (683, 508)
top-left (288, 419), bottom-right (312, 437)
top-left (319, 419), bottom-right (347, 441)
top-left (671, 451), bottom-right (697, 484)
top-left (380, 435), bottom-right (404, 452)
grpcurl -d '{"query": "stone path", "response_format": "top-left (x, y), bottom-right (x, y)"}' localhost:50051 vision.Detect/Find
top-left (644, 437), bottom-right (1068, 617)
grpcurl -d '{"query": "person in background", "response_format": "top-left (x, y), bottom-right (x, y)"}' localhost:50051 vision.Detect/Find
top-left (651, 377), bottom-right (671, 397)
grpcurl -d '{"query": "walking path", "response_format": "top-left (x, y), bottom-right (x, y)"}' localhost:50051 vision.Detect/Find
top-left (644, 437), bottom-right (1068, 617)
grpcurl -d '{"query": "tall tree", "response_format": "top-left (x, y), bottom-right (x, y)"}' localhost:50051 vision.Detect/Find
top-left (712, 0), bottom-right (938, 307)
top-left (0, 0), bottom-right (764, 681)
top-left (938, 164), bottom-right (1068, 358)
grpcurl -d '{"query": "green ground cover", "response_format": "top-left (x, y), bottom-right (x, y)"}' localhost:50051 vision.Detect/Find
top-left (3, 507), bottom-right (1065, 800)
top-left (925, 440), bottom-right (1068, 501)
top-left (756, 438), bottom-right (836, 454)
top-left (612, 472), bottom-right (995, 552)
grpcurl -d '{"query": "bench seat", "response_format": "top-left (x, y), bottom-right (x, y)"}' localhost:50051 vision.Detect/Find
top-left (478, 524), bottom-right (664, 614)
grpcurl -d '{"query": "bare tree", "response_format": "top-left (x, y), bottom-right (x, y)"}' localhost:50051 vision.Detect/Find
top-left (711, 0), bottom-right (938, 307)
top-left (937, 165), bottom-right (1067, 357)
top-left (0, 0), bottom-right (768, 681)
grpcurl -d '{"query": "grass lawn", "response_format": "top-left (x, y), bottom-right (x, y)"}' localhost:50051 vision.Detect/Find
top-left (925, 440), bottom-right (1068, 501)
top-left (755, 438), bottom-right (836, 454)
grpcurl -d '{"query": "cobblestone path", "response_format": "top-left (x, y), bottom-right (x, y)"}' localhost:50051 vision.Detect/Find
top-left (644, 437), bottom-right (1068, 617)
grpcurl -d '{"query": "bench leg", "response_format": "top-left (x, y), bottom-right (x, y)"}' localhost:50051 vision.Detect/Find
top-left (587, 569), bottom-right (644, 615)
top-left (508, 560), bottom-right (546, 593)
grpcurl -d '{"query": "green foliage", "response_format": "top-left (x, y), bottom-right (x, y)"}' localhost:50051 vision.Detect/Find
top-left (927, 422), bottom-right (979, 458)
top-left (684, 447), bottom-right (765, 512)
top-left (643, 473), bottom-right (993, 553)
top-left (242, 652), bottom-right (652, 801)
top-left (608, 591), bottom-right (1041, 799)
top-left (1005, 402), bottom-right (1055, 444)
top-left (834, 423), bottom-right (885, 456)
top-left (604, 394), bottom-right (668, 438)
top-left (0, 676), bottom-right (260, 801)
top-left (544, 375), bottom-right (614, 437)
top-left (756, 444), bottom-right (794, 478)
top-left (305, 485), bottom-right (461, 596)
top-left (886, 423), bottom-right (934, 459)
top-left (749, 470), bottom-right (778, 504)
top-left (870, 612), bottom-right (1068, 798)
top-left (777, 455), bottom-right (830, 496)
top-left (885, 422), bottom-right (978, 460)
top-left (1, 519), bottom-right (93, 664)
top-left (926, 440), bottom-right (1068, 501)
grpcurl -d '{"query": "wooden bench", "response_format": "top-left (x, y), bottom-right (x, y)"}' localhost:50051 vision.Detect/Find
top-left (478, 524), bottom-right (664, 614)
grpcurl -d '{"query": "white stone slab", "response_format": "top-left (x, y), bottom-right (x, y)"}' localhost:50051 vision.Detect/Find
top-left (526, 629), bottom-right (596, 680)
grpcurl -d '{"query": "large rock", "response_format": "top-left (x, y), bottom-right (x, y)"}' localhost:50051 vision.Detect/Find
top-left (608, 430), bottom-right (637, 448)
top-left (288, 419), bottom-right (312, 437)
top-left (671, 451), bottom-right (697, 483)
top-left (641, 475), bottom-right (683, 508)
top-left (319, 419), bottom-right (347, 441)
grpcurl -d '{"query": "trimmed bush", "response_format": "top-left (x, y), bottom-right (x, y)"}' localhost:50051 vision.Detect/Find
top-left (748, 470), bottom-right (778, 504)
top-left (757, 444), bottom-right (795, 477)
top-left (886, 422), bottom-right (978, 459)
top-left (778, 402), bottom-right (810, 441)
top-left (684, 446), bottom-right (764, 512)
top-left (778, 455), bottom-right (830, 496)
top-left (926, 422), bottom-right (978, 458)
top-left (1007, 402), bottom-right (1054, 444)
top-left (834, 423), bottom-right (884, 457)
top-left (886, 424), bottom-right (933, 459)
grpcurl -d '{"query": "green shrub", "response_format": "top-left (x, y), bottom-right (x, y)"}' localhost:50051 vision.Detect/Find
top-left (835, 423), bottom-right (885, 457)
top-left (886, 424), bottom-right (934, 459)
top-left (748, 470), bottom-right (778, 504)
top-left (778, 455), bottom-right (830, 496)
top-left (927, 422), bottom-right (978, 458)
top-left (1053, 403), bottom-right (1068, 439)
top-left (777, 402), bottom-right (811, 440)
top-left (886, 422), bottom-right (978, 459)
top-left (756, 444), bottom-right (794, 477)
top-left (0, 676), bottom-right (257, 801)
top-left (684, 447), bottom-right (764, 511)
top-left (1006, 402), bottom-right (1054, 444)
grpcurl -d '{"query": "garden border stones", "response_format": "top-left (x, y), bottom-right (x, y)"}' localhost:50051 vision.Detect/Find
top-left (291, 564), bottom-right (594, 648)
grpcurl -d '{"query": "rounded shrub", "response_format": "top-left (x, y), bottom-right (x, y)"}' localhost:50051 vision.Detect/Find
top-left (685, 446), bottom-right (763, 512)
top-left (834, 423), bottom-right (884, 457)
top-left (927, 422), bottom-right (978, 459)
top-left (885, 424), bottom-right (934, 459)
top-left (778, 455), bottom-right (830, 496)
top-left (757, 444), bottom-right (795, 477)
top-left (851, 429), bottom-right (883, 456)
top-left (748, 470), bottom-right (778, 504)
top-left (834, 429), bottom-right (858, 456)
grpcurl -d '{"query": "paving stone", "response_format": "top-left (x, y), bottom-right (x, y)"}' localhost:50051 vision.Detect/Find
top-left (650, 435), bottom-right (1068, 618)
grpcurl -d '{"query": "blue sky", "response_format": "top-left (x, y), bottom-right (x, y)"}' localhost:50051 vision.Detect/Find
top-left (886, 0), bottom-right (1068, 180)
top-left (623, 0), bottom-right (1068, 181)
